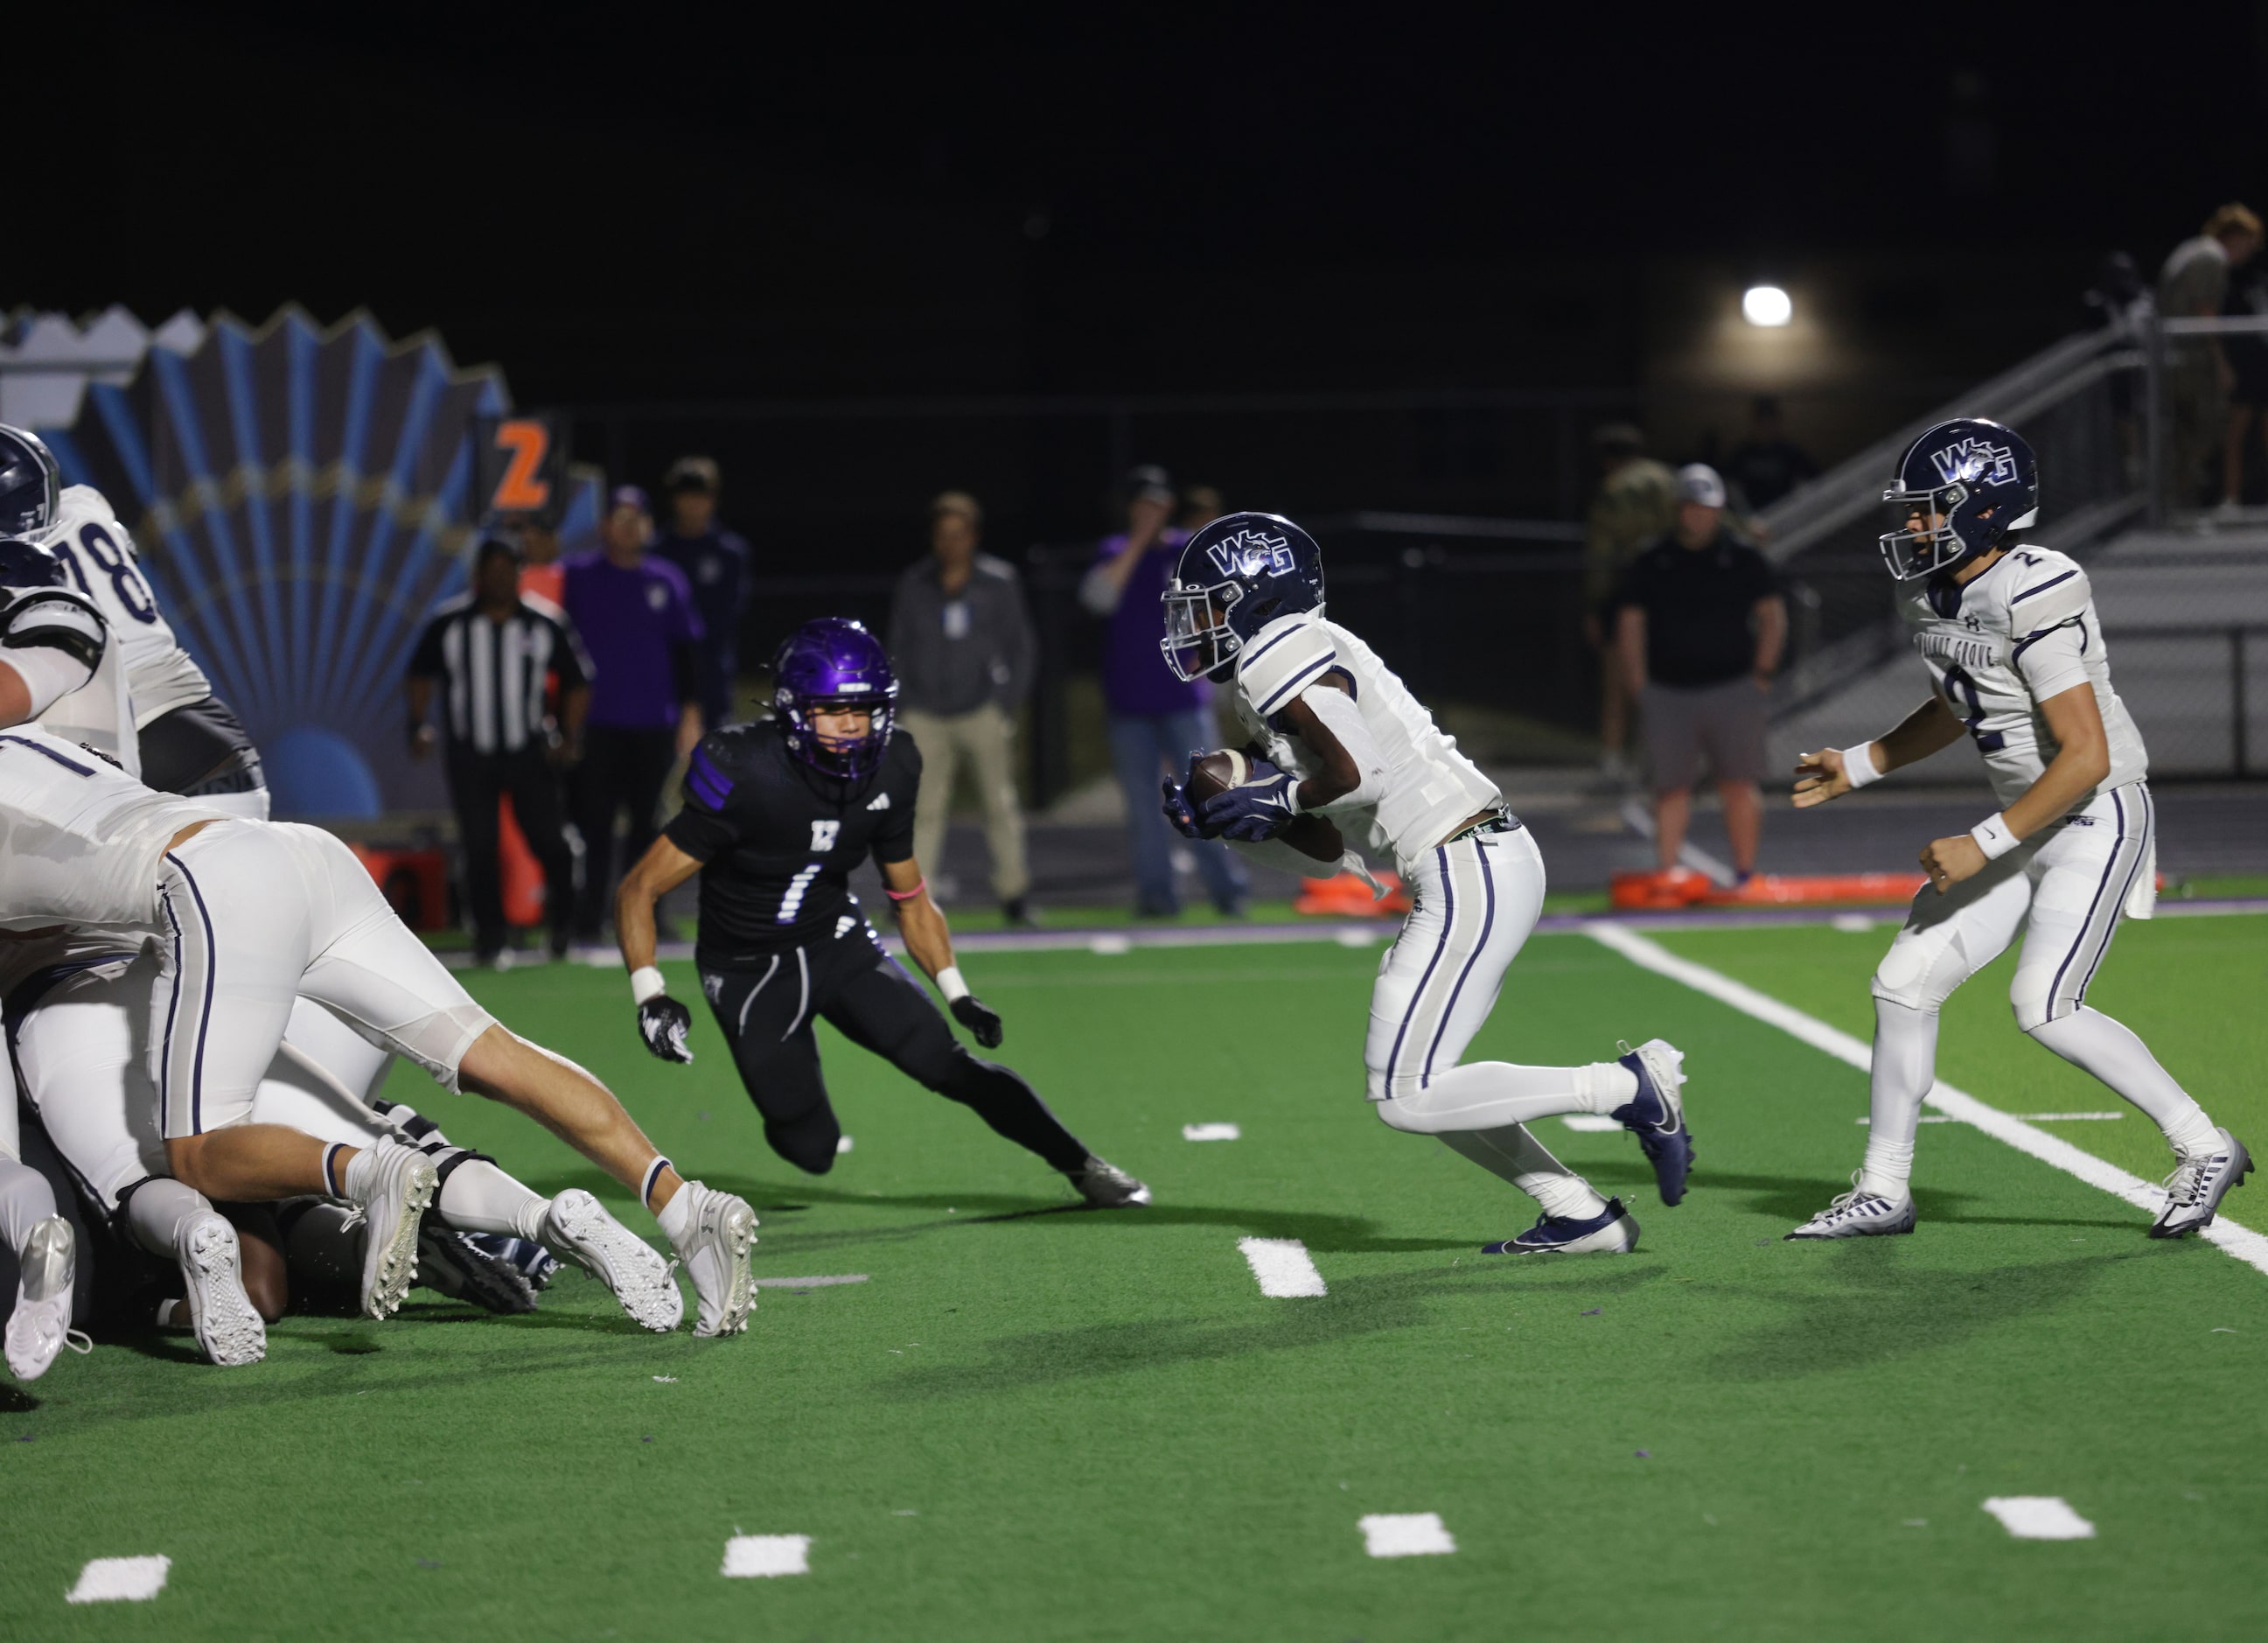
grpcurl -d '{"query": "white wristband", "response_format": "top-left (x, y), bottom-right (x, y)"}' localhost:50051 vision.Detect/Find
top-left (630, 965), bottom-right (667, 1005)
top-left (1970, 814), bottom-right (2020, 861)
top-left (1840, 742), bottom-right (1882, 790)
top-left (936, 964), bottom-right (971, 1003)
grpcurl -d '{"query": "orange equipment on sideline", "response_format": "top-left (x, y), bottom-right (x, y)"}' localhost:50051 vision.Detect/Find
top-left (1609, 870), bottom-right (1928, 911)
top-left (499, 797), bottom-right (546, 928)
top-left (1295, 870), bottom-right (1413, 918)
top-left (349, 843), bottom-right (450, 931)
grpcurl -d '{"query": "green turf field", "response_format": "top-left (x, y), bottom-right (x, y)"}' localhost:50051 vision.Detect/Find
top-left (7, 915), bottom-right (2267, 1640)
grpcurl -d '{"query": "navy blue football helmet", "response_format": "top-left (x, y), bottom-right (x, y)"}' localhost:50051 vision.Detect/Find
top-left (0, 535), bottom-right (66, 591)
top-left (0, 424), bottom-right (60, 542)
top-left (771, 617), bottom-right (898, 780)
top-left (1159, 511), bottom-right (1327, 682)
top-left (1879, 416), bottom-right (2040, 579)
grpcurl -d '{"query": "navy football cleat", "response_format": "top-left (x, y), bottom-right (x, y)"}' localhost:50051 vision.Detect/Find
top-left (1611, 1038), bottom-right (1694, 1206)
top-left (1483, 1197), bottom-right (1639, 1255)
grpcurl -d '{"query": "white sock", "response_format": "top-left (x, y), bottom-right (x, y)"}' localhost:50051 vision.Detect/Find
top-left (1439, 1124), bottom-right (1609, 1220)
top-left (340, 1143), bottom-right (381, 1204)
top-left (436, 1160), bottom-right (550, 1241)
top-left (2028, 1008), bottom-right (2221, 1157)
top-left (1858, 999), bottom-right (1937, 1200)
top-left (654, 1178), bottom-right (694, 1243)
top-left (122, 1178), bottom-right (218, 1257)
top-left (0, 1158), bottom-right (58, 1255)
top-left (1381, 1059), bottom-right (1640, 1131)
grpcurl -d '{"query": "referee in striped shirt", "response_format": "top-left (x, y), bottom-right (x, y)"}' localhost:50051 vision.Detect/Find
top-left (408, 536), bottom-right (593, 964)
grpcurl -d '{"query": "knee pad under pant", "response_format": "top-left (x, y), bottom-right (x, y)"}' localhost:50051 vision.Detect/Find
top-left (1869, 920), bottom-right (1978, 1016)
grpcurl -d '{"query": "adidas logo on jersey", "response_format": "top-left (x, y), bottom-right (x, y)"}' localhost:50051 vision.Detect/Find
top-left (867, 792), bottom-right (890, 810)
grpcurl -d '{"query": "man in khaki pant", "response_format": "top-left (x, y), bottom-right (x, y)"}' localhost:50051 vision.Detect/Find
top-left (888, 493), bottom-right (1039, 926)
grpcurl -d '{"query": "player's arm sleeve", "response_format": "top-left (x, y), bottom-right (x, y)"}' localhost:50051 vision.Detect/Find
top-left (871, 740), bottom-right (923, 865)
top-left (0, 594), bottom-right (104, 717)
top-left (2006, 563), bottom-right (2096, 701)
top-left (662, 738), bottom-right (743, 862)
top-left (1236, 621), bottom-right (1340, 720)
top-left (1296, 682), bottom-right (1387, 812)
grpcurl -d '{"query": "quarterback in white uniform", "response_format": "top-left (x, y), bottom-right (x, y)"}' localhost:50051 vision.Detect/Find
top-left (1159, 512), bottom-right (1694, 1254)
top-left (1790, 417), bottom-right (2248, 1241)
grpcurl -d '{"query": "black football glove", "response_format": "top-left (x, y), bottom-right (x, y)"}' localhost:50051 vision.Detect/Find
top-left (637, 995), bottom-right (694, 1064)
top-left (950, 994), bottom-right (1004, 1048)
top-left (1161, 775), bottom-right (1207, 840)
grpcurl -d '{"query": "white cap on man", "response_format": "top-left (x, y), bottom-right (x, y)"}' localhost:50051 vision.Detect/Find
top-left (1675, 463), bottom-right (1727, 508)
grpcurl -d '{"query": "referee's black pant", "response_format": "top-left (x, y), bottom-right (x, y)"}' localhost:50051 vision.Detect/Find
top-left (446, 745), bottom-right (576, 958)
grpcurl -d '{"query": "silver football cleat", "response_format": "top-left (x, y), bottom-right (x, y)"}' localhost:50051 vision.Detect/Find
top-left (1071, 1156), bottom-right (1152, 1208)
top-left (544, 1189), bottom-right (683, 1332)
top-left (5, 1216), bottom-right (89, 1381)
top-left (176, 1211), bottom-right (267, 1367)
top-left (1786, 1177), bottom-right (1917, 1241)
top-left (666, 1181), bottom-right (757, 1338)
top-left (2151, 1129), bottom-right (2253, 1240)
top-left (346, 1136), bottom-right (439, 1319)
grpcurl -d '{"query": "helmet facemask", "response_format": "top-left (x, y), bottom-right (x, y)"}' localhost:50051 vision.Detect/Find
top-left (1160, 581), bottom-right (1243, 682)
top-left (778, 692), bottom-right (893, 780)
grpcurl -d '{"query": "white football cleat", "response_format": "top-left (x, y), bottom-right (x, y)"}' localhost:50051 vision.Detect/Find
top-left (346, 1136), bottom-right (439, 1319)
top-left (176, 1211), bottom-right (267, 1367)
top-left (1070, 1156), bottom-right (1151, 1207)
top-left (5, 1216), bottom-right (88, 1381)
top-left (2151, 1129), bottom-right (2253, 1240)
top-left (544, 1189), bottom-right (684, 1332)
top-left (1786, 1177), bottom-right (1916, 1241)
top-left (666, 1180), bottom-right (757, 1338)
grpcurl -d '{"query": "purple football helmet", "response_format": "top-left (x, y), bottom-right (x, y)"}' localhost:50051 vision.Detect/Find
top-left (771, 617), bottom-right (897, 779)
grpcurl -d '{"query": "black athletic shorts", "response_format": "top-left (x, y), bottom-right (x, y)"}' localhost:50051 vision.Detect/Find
top-left (137, 694), bottom-right (266, 800)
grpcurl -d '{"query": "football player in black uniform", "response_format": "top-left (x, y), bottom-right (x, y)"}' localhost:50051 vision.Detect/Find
top-left (613, 618), bottom-right (1148, 1206)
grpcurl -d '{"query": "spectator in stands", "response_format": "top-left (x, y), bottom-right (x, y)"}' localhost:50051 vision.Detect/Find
top-left (562, 485), bottom-right (705, 947)
top-left (1080, 465), bottom-right (1247, 919)
top-left (2222, 253), bottom-right (2268, 511)
top-left (1583, 423), bottom-right (1678, 784)
top-left (1722, 396), bottom-right (1818, 512)
top-left (1615, 464), bottom-right (1785, 897)
top-left (2157, 203), bottom-right (2263, 510)
top-left (889, 491), bottom-right (1039, 927)
top-left (408, 537), bottom-right (591, 966)
top-left (652, 457), bottom-right (751, 728)
top-left (1177, 484), bottom-right (1225, 532)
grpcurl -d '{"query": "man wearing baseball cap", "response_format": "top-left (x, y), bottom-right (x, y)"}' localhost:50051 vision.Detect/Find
top-left (1613, 463), bottom-right (1786, 902)
top-left (562, 485), bottom-right (707, 948)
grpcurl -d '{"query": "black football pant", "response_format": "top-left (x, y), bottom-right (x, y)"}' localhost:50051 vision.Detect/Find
top-left (572, 725), bottom-right (678, 940)
top-left (700, 931), bottom-right (1089, 1177)
top-left (446, 745), bottom-right (576, 957)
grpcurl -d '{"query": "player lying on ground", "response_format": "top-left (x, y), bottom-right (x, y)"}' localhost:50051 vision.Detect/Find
top-left (1157, 512), bottom-right (1693, 1254)
top-left (1788, 416), bottom-right (2249, 1241)
top-left (0, 717), bottom-right (758, 1343)
top-left (615, 618), bottom-right (1149, 1207)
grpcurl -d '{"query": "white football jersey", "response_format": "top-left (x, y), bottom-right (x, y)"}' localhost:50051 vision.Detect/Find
top-left (1227, 610), bottom-right (1502, 871)
top-left (1903, 544), bottom-right (2148, 810)
top-left (0, 724), bottom-right (217, 936)
top-left (41, 485), bottom-right (213, 728)
top-left (2, 584), bottom-right (140, 777)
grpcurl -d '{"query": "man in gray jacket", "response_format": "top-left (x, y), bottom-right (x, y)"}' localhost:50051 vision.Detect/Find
top-left (888, 492), bottom-right (1039, 926)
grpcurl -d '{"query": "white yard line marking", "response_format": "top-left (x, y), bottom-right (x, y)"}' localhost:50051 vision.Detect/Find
top-left (1183, 1122), bottom-right (1241, 1141)
top-left (1856, 1115), bottom-right (1957, 1124)
top-left (750, 1275), bottom-right (870, 1288)
top-left (2014, 1112), bottom-right (2125, 1122)
top-left (66, 1556), bottom-right (171, 1604)
top-left (1981, 1497), bottom-right (2096, 1540)
top-left (1582, 922), bottom-right (2268, 1278)
top-left (1358, 1513), bottom-right (1457, 1557)
top-left (1088, 933), bottom-right (1133, 955)
top-left (1561, 1115), bottom-right (1622, 1132)
top-left (1239, 1236), bottom-right (1327, 1297)
top-left (721, 1535), bottom-right (812, 1577)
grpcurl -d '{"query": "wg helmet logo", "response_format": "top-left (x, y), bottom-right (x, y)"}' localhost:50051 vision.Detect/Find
top-left (1930, 437), bottom-right (2016, 487)
top-left (1205, 528), bottom-right (1295, 580)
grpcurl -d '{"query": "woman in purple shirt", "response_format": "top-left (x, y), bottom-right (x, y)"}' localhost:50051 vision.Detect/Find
top-left (1078, 467), bottom-right (1247, 917)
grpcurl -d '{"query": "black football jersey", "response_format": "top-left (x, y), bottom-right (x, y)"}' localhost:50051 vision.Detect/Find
top-left (664, 718), bottom-right (922, 966)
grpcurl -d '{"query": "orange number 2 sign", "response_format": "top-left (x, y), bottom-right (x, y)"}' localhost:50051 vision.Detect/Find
top-left (491, 419), bottom-right (552, 513)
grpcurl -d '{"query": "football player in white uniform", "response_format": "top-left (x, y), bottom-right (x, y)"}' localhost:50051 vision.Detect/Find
top-left (1789, 417), bottom-right (2248, 1241)
top-left (1159, 513), bottom-right (1694, 1254)
top-left (0, 705), bottom-right (757, 1336)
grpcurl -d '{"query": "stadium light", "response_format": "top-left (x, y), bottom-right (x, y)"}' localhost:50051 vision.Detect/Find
top-left (1742, 284), bottom-right (1793, 328)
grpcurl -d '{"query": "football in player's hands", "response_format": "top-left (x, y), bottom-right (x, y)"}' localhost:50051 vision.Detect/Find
top-left (1183, 748), bottom-right (1343, 859)
top-left (638, 995), bottom-right (694, 1063)
top-left (950, 994), bottom-right (1004, 1048)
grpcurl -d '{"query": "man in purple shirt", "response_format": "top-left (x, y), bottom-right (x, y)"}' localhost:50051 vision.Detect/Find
top-left (563, 486), bottom-right (707, 945)
top-left (1078, 466), bottom-right (1247, 917)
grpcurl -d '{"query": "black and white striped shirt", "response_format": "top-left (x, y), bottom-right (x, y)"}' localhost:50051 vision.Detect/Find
top-left (408, 594), bottom-right (592, 755)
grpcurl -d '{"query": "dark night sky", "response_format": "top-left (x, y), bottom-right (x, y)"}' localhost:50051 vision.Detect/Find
top-left (31, 2), bottom-right (2268, 405)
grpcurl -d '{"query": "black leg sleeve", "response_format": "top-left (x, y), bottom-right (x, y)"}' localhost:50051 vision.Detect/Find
top-left (703, 955), bottom-right (841, 1174)
top-left (827, 958), bottom-right (1091, 1173)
